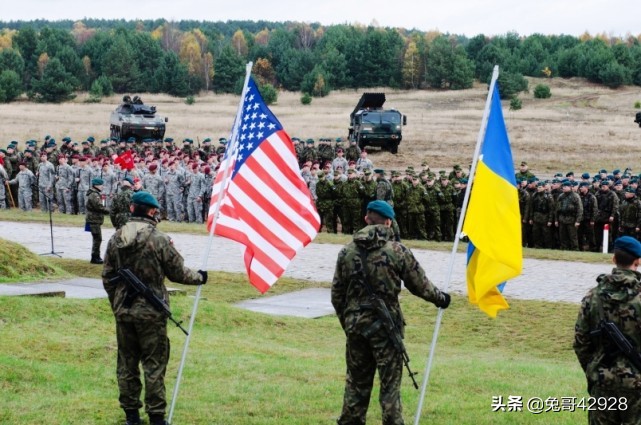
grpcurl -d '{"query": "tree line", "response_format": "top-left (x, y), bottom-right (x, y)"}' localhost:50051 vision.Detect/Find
top-left (0, 19), bottom-right (640, 103)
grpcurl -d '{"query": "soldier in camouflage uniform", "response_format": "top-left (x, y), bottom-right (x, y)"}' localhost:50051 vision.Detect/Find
top-left (102, 191), bottom-right (206, 425)
top-left (345, 139), bottom-right (361, 163)
top-left (374, 169), bottom-right (400, 241)
top-left (110, 177), bottom-right (134, 229)
top-left (37, 152), bottom-right (56, 212)
top-left (391, 171), bottom-right (409, 239)
top-left (143, 164), bottom-right (165, 217)
top-left (406, 173), bottom-right (427, 240)
top-left (595, 181), bottom-right (620, 252)
top-left (618, 187), bottom-right (641, 239)
top-left (422, 173), bottom-right (442, 241)
top-left (437, 173), bottom-right (456, 242)
top-left (56, 155), bottom-right (75, 214)
top-left (331, 200), bottom-right (450, 425)
top-left (574, 236), bottom-right (641, 425)
top-left (527, 182), bottom-right (555, 249)
top-left (578, 182), bottom-right (598, 252)
top-left (86, 178), bottom-right (110, 263)
top-left (339, 169), bottom-right (365, 234)
top-left (76, 157), bottom-right (93, 214)
top-left (186, 163), bottom-right (206, 224)
top-left (555, 181), bottom-right (583, 251)
top-left (165, 161), bottom-right (185, 222)
top-left (360, 169), bottom-right (377, 228)
top-left (316, 171), bottom-right (337, 233)
top-left (8, 162), bottom-right (36, 211)
top-left (0, 158), bottom-right (7, 208)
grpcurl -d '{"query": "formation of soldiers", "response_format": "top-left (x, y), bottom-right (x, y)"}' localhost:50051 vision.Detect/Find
top-left (516, 161), bottom-right (641, 252)
top-left (2, 134), bottom-right (637, 252)
top-left (0, 135), bottom-right (224, 224)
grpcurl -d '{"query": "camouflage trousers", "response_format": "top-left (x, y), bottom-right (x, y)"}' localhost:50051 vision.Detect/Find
top-left (440, 208), bottom-right (454, 241)
top-left (578, 221), bottom-right (596, 251)
top-left (39, 186), bottom-right (54, 213)
top-left (167, 192), bottom-right (183, 222)
top-left (337, 331), bottom-right (404, 425)
top-left (18, 187), bottom-right (33, 211)
top-left (558, 221), bottom-right (579, 251)
top-left (88, 223), bottom-right (102, 259)
top-left (186, 196), bottom-right (203, 223)
top-left (407, 211), bottom-right (427, 240)
top-left (77, 189), bottom-right (87, 214)
top-left (0, 180), bottom-right (5, 209)
top-left (116, 320), bottom-right (170, 416)
top-left (56, 187), bottom-right (74, 214)
top-left (318, 203), bottom-right (337, 233)
top-left (425, 209), bottom-right (441, 241)
top-left (589, 386), bottom-right (641, 425)
top-left (531, 221), bottom-right (553, 249)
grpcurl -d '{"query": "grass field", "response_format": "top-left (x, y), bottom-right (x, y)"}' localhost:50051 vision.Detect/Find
top-left (0, 258), bottom-right (589, 425)
top-left (1, 77), bottom-right (641, 173)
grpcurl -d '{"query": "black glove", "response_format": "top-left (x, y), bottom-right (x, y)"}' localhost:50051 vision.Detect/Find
top-left (197, 270), bottom-right (208, 285)
top-left (436, 292), bottom-right (451, 309)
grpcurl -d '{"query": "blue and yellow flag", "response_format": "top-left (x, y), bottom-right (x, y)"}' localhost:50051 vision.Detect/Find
top-left (463, 83), bottom-right (522, 318)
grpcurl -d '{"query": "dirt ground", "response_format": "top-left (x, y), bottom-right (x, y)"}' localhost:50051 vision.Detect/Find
top-left (2, 77), bottom-right (641, 175)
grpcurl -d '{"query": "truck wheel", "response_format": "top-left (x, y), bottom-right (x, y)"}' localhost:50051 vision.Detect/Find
top-left (358, 140), bottom-right (366, 150)
top-left (389, 142), bottom-right (398, 154)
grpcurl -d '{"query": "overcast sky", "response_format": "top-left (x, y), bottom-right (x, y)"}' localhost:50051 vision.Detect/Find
top-left (3, 0), bottom-right (639, 37)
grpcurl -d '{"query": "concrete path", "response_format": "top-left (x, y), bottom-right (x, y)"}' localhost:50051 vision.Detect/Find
top-left (0, 221), bottom-right (609, 304)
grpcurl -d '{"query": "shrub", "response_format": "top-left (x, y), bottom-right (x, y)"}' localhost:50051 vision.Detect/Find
top-left (635, 101), bottom-right (641, 109)
top-left (258, 83), bottom-right (278, 105)
top-left (533, 84), bottom-right (551, 99)
top-left (0, 70), bottom-right (22, 103)
top-left (510, 97), bottom-right (522, 111)
top-left (301, 92), bottom-right (312, 105)
top-left (185, 95), bottom-right (195, 105)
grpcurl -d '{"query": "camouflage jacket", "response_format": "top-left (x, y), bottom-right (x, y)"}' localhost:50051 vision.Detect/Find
top-left (331, 224), bottom-right (447, 336)
top-left (375, 179), bottom-right (394, 206)
top-left (406, 184), bottom-right (426, 214)
top-left (37, 161), bottom-right (56, 189)
top-left (619, 198), bottom-right (641, 229)
top-left (110, 187), bottom-right (133, 229)
top-left (596, 190), bottom-right (619, 222)
top-left (527, 191), bottom-right (554, 224)
top-left (86, 187), bottom-right (109, 224)
top-left (555, 191), bottom-right (583, 224)
top-left (574, 268), bottom-right (641, 389)
top-left (580, 191), bottom-right (598, 223)
top-left (143, 172), bottom-right (165, 199)
top-left (102, 216), bottom-right (203, 322)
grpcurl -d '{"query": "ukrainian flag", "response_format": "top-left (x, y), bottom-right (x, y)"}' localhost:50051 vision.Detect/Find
top-left (462, 83), bottom-right (522, 318)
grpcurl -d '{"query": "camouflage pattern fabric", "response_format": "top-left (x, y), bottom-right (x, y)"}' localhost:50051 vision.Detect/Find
top-left (86, 187), bottom-right (109, 258)
top-left (332, 224), bottom-right (448, 425)
top-left (102, 216), bottom-right (203, 416)
top-left (574, 267), bottom-right (641, 424)
top-left (110, 187), bottom-right (133, 229)
top-left (556, 191), bottom-right (583, 251)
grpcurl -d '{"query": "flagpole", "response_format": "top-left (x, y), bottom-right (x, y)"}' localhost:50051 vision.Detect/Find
top-left (413, 65), bottom-right (500, 425)
top-left (168, 62), bottom-right (254, 424)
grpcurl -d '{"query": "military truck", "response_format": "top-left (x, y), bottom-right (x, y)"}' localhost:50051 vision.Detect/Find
top-left (635, 111), bottom-right (641, 127)
top-left (348, 93), bottom-right (406, 154)
top-left (109, 95), bottom-right (168, 141)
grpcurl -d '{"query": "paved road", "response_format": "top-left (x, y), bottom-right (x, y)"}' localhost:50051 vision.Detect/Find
top-left (0, 221), bottom-right (609, 303)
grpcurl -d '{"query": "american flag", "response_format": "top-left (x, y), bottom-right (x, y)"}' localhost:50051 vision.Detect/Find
top-left (206, 76), bottom-right (320, 293)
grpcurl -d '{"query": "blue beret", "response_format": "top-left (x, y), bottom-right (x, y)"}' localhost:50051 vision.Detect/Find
top-left (373, 168), bottom-right (385, 174)
top-left (366, 200), bottom-right (395, 220)
top-left (614, 236), bottom-right (641, 258)
top-left (562, 181), bottom-right (571, 187)
top-left (132, 191), bottom-right (160, 209)
top-left (127, 137), bottom-right (136, 143)
top-left (87, 136), bottom-right (95, 143)
top-left (566, 171), bottom-right (574, 177)
top-left (91, 178), bottom-right (104, 186)
top-left (600, 169), bottom-right (607, 174)
top-left (581, 173), bottom-right (590, 179)
top-left (600, 180), bottom-right (610, 186)
top-left (615, 180), bottom-right (622, 186)
top-left (579, 182), bottom-right (590, 188)
top-left (613, 169), bottom-right (621, 174)
top-left (123, 177), bottom-right (134, 185)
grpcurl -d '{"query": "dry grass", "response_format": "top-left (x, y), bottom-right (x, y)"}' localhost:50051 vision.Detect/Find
top-left (2, 78), bottom-right (641, 173)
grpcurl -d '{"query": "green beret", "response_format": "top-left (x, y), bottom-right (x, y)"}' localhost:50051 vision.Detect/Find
top-left (335, 137), bottom-right (343, 142)
top-left (132, 191), bottom-right (160, 209)
top-left (306, 139), bottom-right (314, 144)
top-left (203, 138), bottom-right (212, 143)
top-left (614, 236), bottom-right (641, 258)
top-left (164, 138), bottom-right (174, 143)
top-left (453, 164), bottom-right (461, 170)
top-left (374, 168), bottom-right (385, 174)
top-left (367, 200), bottom-right (395, 220)
top-left (91, 178), bottom-right (104, 186)
top-left (127, 137), bottom-right (136, 143)
top-left (123, 177), bottom-right (134, 185)
top-left (81, 140), bottom-right (89, 145)
top-left (625, 187), bottom-right (635, 193)
top-left (62, 136), bottom-right (71, 142)
top-left (0, 149), bottom-right (6, 154)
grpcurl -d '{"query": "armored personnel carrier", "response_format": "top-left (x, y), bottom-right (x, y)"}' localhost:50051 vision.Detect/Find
top-left (109, 95), bottom-right (167, 141)
top-left (348, 93), bottom-right (406, 154)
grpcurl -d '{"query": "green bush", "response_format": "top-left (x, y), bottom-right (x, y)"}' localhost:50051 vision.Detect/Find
top-left (533, 84), bottom-right (551, 99)
top-left (301, 92), bottom-right (312, 105)
top-left (510, 97), bottom-right (522, 110)
top-left (95, 75), bottom-right (113, 96)
top-left (258, 83), bottom-right (278, 105)
top-left (635, 101), bottom-right (641, 109)
top-left (0, 70), bottom-right (22, 103)
top-left (185, 95), bottom-right (196, 105)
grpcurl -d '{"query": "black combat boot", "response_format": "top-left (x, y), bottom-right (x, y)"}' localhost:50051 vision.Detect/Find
top-left (149, 413), bottom-right (168, 425)
top-left (124, 409), bottom-right (141, 425)
top-left (90, 256), bottom-right (103, 264)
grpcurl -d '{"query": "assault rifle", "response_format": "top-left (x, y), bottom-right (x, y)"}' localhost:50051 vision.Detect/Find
top-left (109, 268), bottom-right (189, 335)
top-left (357, 247), bottom-right (419, 389)
top-left (591, 320), bottom-right (641, 371)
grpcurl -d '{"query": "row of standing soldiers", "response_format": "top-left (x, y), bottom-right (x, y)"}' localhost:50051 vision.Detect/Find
top-left (314, 166), bottom-right (468, 242)
top-left (518, 178), bottom-right (641, 251)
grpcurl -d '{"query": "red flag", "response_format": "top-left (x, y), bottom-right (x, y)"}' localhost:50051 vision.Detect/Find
top-left (114, 151), bottom-right (135, 171)
top-left (207, 77), bottom-right (320, 293)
